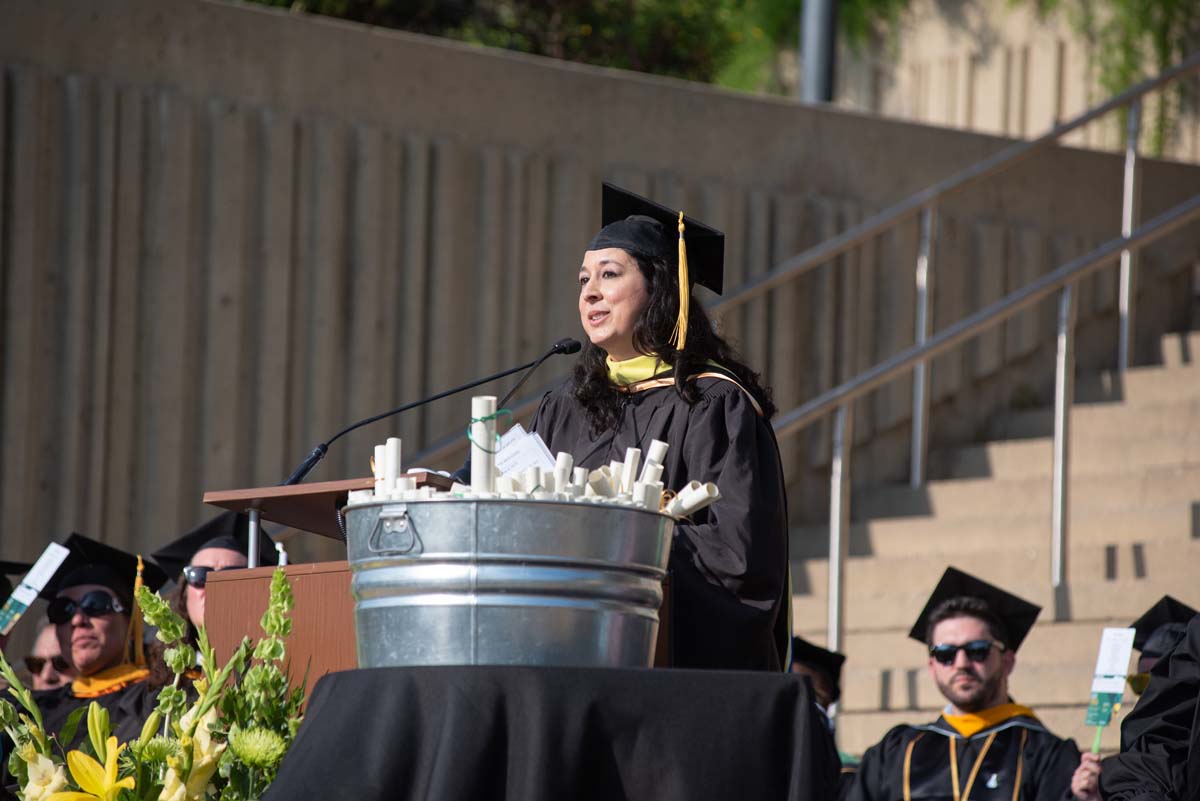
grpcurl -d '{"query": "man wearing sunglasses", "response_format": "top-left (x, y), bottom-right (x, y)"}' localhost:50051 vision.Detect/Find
top-left (34, 533), bottom-right (167, 747)
top-left (847, 567), bottom-right (1099, 801)
top-left (27, 621), bottom-right (75, 691)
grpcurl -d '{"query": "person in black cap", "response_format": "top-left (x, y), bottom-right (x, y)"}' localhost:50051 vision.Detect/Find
top-left (34, 533), bottom-right (168, 746)
top-left (151, 511), bottom-right (278, 647)
top-left (847, 567), bottom-right (1097, 801)
top-left (527, 183), bottom-right (789, 671)
top-left (791, 636), bottom-right (859, 794)
top-left (1097, 597), bottom-right (1200, 801)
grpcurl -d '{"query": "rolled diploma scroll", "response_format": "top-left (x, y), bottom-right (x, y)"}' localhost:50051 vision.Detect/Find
top-left (608, 460), bottom-right (625, 490)
top-left (470, 396), bottom-right (497, 493)
top-left (523, 466), bottom-right (542, 493)
top-left (572, 466), bottom-right (589, 489)
top-left (644, 439), bottom-right (669, 470)
top-left (666, 481), bottom-right (721, 517)
top-left (588, 466), bottom-right (615, 497)
top-left (385, 437), bottom-right (402, 493)
top-left (641, 462), bottom-right (664, 485)
top-left (373, 445), bottom-right (387, 495)
top-left (554, 452), bottom-right (574, 492)
top-left (621, 448), bottom-right (641, 494)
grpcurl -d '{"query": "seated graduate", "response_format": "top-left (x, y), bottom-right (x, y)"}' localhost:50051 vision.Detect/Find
top-left (35, 534), bottom-right (168, 746)
top-left (791, 636), bottom-right (858, 792)
top-left (847, 567), bottom-right (1097, 801)
top-left (25, 620), bottom-right (76, 691)
top-left (150, 511), bottom-right (279, 650)
top-left (1098, 595), bottom-right (1199, 801)
top-left (527, 183), bottom-right (789, 671)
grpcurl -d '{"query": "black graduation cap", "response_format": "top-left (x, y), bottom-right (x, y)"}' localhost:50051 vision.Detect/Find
top-left (1131, 595), bottom-right (1197, 658)
top-left (791, 636), bottom-right (846, 702)
top-left (150, 511), bottom-right (278, 579)
top-left (907, 567), bottom-right (1042, 652)
top-left (589, 183), bottom-right (725, 295)
top-left (1, 560), bottom-right (33, 603)
top-left (39, 534), bottom-right (168, 609)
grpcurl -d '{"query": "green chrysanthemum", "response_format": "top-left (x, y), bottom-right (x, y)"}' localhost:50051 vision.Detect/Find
top-left (228, 727), bottom-right (287, 769)
top-left (140, 735), bottom-right (182, 763)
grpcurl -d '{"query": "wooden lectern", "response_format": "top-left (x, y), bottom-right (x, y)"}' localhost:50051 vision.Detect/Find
top-left (203, 476), bottom-right (671, 693)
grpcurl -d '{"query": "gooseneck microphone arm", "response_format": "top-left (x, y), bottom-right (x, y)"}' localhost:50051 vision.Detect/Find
top-left (281, 337), bottom-right (582, 486)
top-left (498, 337), bottom-right (581, 409)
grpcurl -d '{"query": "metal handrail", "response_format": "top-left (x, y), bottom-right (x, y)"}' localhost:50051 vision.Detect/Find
top-left (710, 52), bottom-right (1200, 315)
top-left (772, 194), bottom-right (1200, 437)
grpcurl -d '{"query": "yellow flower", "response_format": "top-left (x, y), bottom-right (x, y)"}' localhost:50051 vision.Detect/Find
top-left (47, 736), bottom-right (134, 801)
top-left (22, 753), bottom-right (68, 801)
top-left (158, 706), bottom-right (225, 801)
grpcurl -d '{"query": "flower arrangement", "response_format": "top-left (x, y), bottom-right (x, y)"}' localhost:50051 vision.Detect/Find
top-left (1, 567), bottom-right (304, 801)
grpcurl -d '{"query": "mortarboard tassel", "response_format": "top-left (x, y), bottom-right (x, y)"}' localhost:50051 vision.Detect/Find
top-left (131, 555), bottom-right (146, 667)
top-left (671, 211), bottom-right (689, 351)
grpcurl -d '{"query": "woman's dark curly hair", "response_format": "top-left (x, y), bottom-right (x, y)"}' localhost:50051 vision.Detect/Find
top-left (574, 248), bottom-right (775, 436)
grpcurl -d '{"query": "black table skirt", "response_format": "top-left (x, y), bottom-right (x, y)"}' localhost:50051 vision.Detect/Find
top-left (265, 666), bottom-right (841, 801)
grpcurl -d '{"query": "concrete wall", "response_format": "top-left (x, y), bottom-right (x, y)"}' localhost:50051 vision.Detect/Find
top-left (837, 0), bottom-right (1200, 163)
top-left (1, 0), bottom-right (1198, 567)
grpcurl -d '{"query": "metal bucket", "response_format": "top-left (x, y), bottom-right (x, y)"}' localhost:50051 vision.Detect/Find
top-left (343, 498), bottom-right (674, 668)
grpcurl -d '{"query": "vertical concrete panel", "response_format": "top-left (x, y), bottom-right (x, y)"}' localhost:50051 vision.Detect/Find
top-left (852, 222), bottom-right (878, 449)
top-left (251, 110), bottom-right (297, 483)
top-left (474, 145), bottom-right (505, 377)
top-left (968, 220), bottom-right (1007, 379)
top-left (706, 182), bottom-right (746, 349)
top-left (498, 150), bottom-right (528, 370)
top-left (135, 90), bottom-right (202, 547)
top-left (1005, 224), bottom-right (1045, 360)
top-left (517, 154), bottom-right (550, 365)
top-left (805, 197), bottom-right (838, 470)
top-left (393, 133), bottom-right (431, 447)
top-left (424, 137), bottom-right (474, 444)
top-left (85, 81), bottom-right (119, 528)
top-left (545, 157), bottom-right (592, 363)
top-left (768, 193), bottom-right (804, 482)
top-left (56, 74), bottom-right (98, 534)
top-left (341, 124), bottom-right (389, 475)
top-left (102, 85), bottom-right (147, 543)
top-left (931, 215), bottom-right (966, 404)
top-left (872, 219), bottom-right (917, 433)
top-left (200, 99), bottom-right (252, 494)
top-left (743, 190), bottom-right (770, 370)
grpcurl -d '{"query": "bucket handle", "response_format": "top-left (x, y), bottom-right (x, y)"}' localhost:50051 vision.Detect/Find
top-left (368, 504), bottom-right (421, 555)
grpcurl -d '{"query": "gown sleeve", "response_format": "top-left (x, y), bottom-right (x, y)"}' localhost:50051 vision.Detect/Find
top-left (1025, 732), bottom-right (1081, 801)
top-left (1099, 614), bottom-right (1200, 801)
top-left (667, 381), bottom-right (789, 671)
top-left (843, 727), bottom-right (906, 801)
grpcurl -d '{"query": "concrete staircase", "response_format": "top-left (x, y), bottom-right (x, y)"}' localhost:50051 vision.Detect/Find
top-left (790, 328), bottom-right (1200, 757)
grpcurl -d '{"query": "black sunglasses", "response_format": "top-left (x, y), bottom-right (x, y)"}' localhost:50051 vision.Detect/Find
top-left (182, 565), bottom-right (240, 589)
top-left (929, 639), bottom-right (1006, 665)
top-left (47, 591), bottom-right (125, 624)
top-left (25, 655), bottom-right (72, 674)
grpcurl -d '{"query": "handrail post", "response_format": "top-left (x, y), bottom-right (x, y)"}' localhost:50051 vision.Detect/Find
top-left (827, 404), bottom-right (854, 724)
top-left (910, 205), bottom-right (938, 487)
top-left (1051, 283), bottom-right (1076, 622)
top-left (1117, 99), bottom-right (1143, 379)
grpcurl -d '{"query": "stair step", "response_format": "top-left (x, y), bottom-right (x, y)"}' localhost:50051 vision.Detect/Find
top-left (929, 432), bottom-right (1200, 481)
top-left (837, 705), bottom-right (1123, 758)
top-left (1160, 330), bottom-right (1200, 368)
top-left (792, 502), bottom-right (1198, 560)
top-left (852, 464), bottom-right (1200, 523)
top-left (1075, 364), bottom-right (1200, 405)
top-left (988, 398), bottom-right (1200, 441)
top-left (793, 538), bottom-right (1199, 605)
top-left (792, 573), bottom-right (1200, 633)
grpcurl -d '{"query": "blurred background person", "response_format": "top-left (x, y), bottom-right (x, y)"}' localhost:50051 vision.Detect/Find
top-left (25, 620), bottom-right (75, 691)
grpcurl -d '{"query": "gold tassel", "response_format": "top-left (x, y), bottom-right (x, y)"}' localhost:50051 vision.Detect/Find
top-left (131, 555), bottom-right (146, 667)
top-left (671, 210), bottom-right (689, 351)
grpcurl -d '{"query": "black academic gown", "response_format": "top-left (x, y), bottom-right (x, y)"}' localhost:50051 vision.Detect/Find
top-left (1100, 613), bottom-right (1200, 801)
top-left (530, 374), bottom-right (790, 672)
top-left (847, 713), bottom-right (1081, 801)
top-left (36, 678), bottom-right (159, 748)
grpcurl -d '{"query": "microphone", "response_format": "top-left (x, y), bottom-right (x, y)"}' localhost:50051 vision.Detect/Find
top-left (281, 337), bottom-right (582, 485)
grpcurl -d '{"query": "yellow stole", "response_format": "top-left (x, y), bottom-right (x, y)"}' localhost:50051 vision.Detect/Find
top-left (605, 354), bottom-right (670, 386)
top-left (942, 702), bottom-right (1038, 738)
top-left (72, 663), bottom-right (150, 698)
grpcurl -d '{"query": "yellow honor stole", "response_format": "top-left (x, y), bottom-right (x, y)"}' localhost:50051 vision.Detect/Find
top-left (72, 663), bottom-right (151, 698)
top-left (605, 354), bottom-right (671, 386)
top-left (942, 702), bottom-right (1038, 738)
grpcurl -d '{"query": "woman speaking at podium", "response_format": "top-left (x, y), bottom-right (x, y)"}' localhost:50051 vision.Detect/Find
top-left (531, 184), bottom-right (790, 672)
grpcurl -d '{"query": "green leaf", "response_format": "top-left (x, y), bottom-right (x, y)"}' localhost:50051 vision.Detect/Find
top-left (57, 704), bottom-right (88, 749)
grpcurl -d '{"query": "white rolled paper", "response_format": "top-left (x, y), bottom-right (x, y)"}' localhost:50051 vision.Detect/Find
top-left (588, 466), bottom-right (615, 497)
top-left (621, 448), bottom-right (641, 494)
top-left (641, 462), bottom-right (664, 485)
top-left (385, 437), bottom-right (402, 491)
top-left (542, 473), bottom-right (558, 493)
top-left (554, 452), bottom-right (574, 489)
top-left (494, 475), bottom-right (515, 494)
top-left (608, 460), bottom-right (625, 489)
top-left (470, 396), bottom-right (497, 493)
top-left (523, 466), bottom-right (542, 493)
top-left (669, 481), bottom-right (721, 517)
top-left (645, 439), bottom-right (669, 468)
top-left (450, 482), bottom-right (472, 495)
top-left (373, 445), bottom-right (386, 481)
top-left (572, 466), bottom-right (588, 489)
